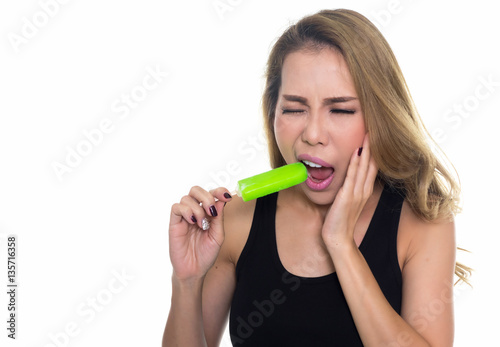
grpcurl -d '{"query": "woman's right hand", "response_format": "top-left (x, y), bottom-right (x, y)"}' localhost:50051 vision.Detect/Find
top-left (168, 186), bottom-right (233, 282)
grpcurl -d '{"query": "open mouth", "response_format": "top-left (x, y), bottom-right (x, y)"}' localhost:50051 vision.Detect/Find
top-left (301, 159), bottom-right (335, 191)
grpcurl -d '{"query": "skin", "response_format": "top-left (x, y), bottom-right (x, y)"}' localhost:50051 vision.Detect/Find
top-left (163, 48), bottom-right (456, 347)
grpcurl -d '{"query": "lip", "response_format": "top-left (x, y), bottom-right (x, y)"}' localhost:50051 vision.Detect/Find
top-left (296, 154), bottom-right (335, 191)
top-left (296, 154), bottom-right (333, 168)
top-left (305, 173), bottom-right (335, 191)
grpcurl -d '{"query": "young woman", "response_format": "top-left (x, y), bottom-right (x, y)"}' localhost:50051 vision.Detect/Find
top-left (163, 9), bottom-right (470, 346)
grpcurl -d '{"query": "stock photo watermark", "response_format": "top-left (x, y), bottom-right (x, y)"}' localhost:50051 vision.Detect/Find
top-left (387, 279), bottom-right (471, 347)
top-left (204, 128), bottom-right (267, 192)
top-left (230, 250), bottom-right (331, 345)
top-left (5, 235), bottom-right (18, 340)
top-left (231, 272), bottom-right (300, 345)
top-left (51, 64), bottom-right (169, 182)
top-left (41, 267), bottom-right (134, 347)
top-left (7, 0), bottom-right (72, 53)
top-left (369, 0), bottom-right (417, 30)
top-left (431, 74), bottom-right (499, 145)
top-left (212, 0), bottom-right (244, 21)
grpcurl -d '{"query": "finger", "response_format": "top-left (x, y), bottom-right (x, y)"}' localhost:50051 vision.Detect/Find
top-left (189, 186), bottom-right (219, 218)
top-left (342, 146), bottom-right (362, 196)
top-left (188, 186), bottom-right (232, 231)
top-left (203, 187), bottom-right (233, 225)
top-left (365, 156), bottom-right (379, 193)
top-left (209, 187), bottom-right (234, 204)
top-left (179, 194), bottom-right (210, 230)
top-left (359, 133), bottom-right (378, 196)
top-left (358, 134), bottom-right (370, 171)
top-left (353, 139), bottom-right (369, 192)
top-left (352, 132), bottom-right (376, 195)
top-left (207, 188), bottom-right (232, 237)
top-left (170, 202), bottom-right (197, 229)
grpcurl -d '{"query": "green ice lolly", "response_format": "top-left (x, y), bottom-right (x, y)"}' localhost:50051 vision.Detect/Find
top-left (235, 162), bottom-right (307, 201)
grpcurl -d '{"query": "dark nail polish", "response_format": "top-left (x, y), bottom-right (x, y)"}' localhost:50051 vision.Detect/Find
top-left (191, 215), bottom-right (197, 223)
top-left (209, 205), bottom-right (218, 217)
top-left (358, 147), bottom-right (363, 156)
top-left (224, 192), bottom-right (232, 199)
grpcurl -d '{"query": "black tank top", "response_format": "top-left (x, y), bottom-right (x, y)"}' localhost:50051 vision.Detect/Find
top-left (229, 183), bottom-right (405, 346)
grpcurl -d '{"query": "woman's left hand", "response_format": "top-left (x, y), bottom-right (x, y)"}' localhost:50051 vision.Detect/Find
top-left (321, 133), bottom-right (379, 250)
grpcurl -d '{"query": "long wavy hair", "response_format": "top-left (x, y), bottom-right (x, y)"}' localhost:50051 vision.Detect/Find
top-left (262, 9), bottom-right (471, 285)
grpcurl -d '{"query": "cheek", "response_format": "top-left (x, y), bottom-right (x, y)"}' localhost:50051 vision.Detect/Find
top-left (332, 116), bottom-right (366, 155)
top-left (274, 115), bottom-right (302, 151)
top-left (351, 122), bottom-right (366, 144)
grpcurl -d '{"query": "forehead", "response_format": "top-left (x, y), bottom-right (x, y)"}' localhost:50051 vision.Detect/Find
top-left (280, 48), bottom-right (356, 97)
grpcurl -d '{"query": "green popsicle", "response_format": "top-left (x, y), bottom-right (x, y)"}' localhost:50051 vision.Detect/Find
top-left (235, 162), bottom-right (308, 201)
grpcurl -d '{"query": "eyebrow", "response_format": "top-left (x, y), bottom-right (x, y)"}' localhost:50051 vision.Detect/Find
top-left (282, 94), bottom-right (358, 106)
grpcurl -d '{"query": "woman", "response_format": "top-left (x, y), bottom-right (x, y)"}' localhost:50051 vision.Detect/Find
top-left (163, 9), bottom-right (470, 346)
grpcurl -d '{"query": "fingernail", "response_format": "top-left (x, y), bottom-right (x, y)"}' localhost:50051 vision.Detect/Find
top-left (224, 192), bottom-right (232, 199)
top-left (358, 147), bottom-right (363, 156)
top-left (202, 218), bottom-right (210, 230)
top-left (191, 215), bottom-right (197, 223)
top-left (209, 205), bottom-right (218, 217)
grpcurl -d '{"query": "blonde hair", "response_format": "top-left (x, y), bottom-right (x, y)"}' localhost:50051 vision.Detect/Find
top-left (262, 9), bottom-right (471, 285)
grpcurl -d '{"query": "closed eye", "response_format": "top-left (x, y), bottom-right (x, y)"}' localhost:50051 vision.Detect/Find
top-left (281, 108), bottom-right (304, 114)
top-left (330, 109), bottom-right (355, 114)
top-left (281, 108), bottom-right (355, 115)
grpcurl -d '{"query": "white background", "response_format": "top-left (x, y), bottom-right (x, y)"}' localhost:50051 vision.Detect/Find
top-left (1, 0), bottom-right (498, 346)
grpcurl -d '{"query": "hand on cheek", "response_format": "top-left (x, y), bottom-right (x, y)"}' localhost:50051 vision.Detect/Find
top-left (322, 133), bottom-right (379, 249)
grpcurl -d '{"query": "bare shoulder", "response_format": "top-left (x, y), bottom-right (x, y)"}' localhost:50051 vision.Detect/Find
top-left (397, 201), bottom-right (456, 345)
top-left (397, 200), bottom-right (456, 273)
top-left (223, 195), bottom-right (257, 266)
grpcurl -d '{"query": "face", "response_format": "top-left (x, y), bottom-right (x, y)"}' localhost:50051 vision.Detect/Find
top-left (274, 47), bottom-right (366, 205)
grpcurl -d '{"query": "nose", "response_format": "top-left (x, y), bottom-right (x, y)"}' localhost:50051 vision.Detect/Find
top-left (301, 111), bottom-right (329, 146)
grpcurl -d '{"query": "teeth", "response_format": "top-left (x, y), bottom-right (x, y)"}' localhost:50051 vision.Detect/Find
top-left (302, 160), bottom-right (323, 168)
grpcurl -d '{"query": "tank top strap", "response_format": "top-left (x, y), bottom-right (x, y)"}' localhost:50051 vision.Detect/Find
top-left (359, 182), bottom-right (406, 299)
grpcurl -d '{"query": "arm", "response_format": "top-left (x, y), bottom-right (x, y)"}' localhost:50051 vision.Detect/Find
top-left (162, 187), bottom-right (235, 347)
top-left (328, 208), bottom-right (456, 346)
top-left (322, 134), bottom-right (455, 346)
top-left (163, 244), bottom-right (236, 347)
top-left (164, 275), bottom-right (207, 347)
top-left (399, 204), bottom-right (456, 345)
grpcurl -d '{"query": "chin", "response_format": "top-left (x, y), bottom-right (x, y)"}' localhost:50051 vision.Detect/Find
top-left (302, 186), bottom-right (338, 206)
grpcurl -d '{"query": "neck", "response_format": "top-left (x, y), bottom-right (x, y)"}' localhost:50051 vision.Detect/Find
top-left (279, 185), bottom-right (333, 222)
top-left (280, 178), bottom-right (383, 223)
